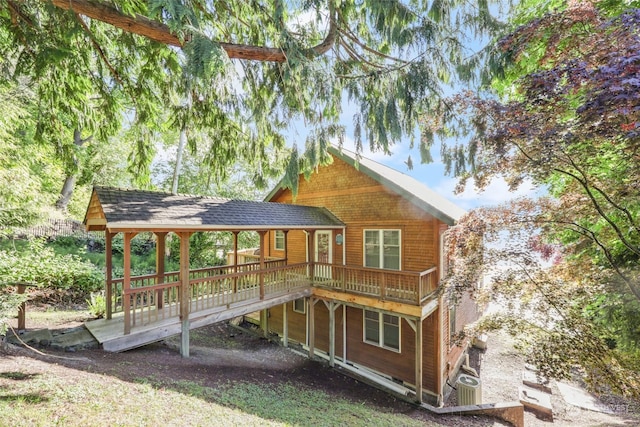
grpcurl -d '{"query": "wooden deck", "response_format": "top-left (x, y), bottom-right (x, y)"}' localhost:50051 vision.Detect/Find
top-left (85, 261), bottom-right (438, 352)
top-left (86, 285), bottom-right (312, 352)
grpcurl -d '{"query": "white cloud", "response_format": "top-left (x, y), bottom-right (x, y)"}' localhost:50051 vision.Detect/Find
top-left (433, 176), bottom-right (540, 210)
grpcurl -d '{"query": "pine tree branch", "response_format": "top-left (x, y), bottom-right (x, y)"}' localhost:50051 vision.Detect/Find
top-left (48, 0), bottom-right (338, 62)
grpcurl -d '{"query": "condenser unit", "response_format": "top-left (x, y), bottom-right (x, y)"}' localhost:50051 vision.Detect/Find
top-left (457, 374), bottom-right (482, 405)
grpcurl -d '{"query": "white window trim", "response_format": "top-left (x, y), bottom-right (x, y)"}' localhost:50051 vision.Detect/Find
top-left (448, 304), bottom-right (457, 349)
top-left (363, 229), bottom-right (401, 270)
top-left (274, 230), bottom-right (285, 251)
top-left (293, 298), bottom-right (306, 314)
top-left (363, 309), bottom-right (401, 353)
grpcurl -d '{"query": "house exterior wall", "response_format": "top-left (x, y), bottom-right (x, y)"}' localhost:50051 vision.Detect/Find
top-left (267, 302), bottom-right (441, 394)
top-left (267, 154), bottom-right (441, 272)
top-left (263, 153), bottom-right (476, 401)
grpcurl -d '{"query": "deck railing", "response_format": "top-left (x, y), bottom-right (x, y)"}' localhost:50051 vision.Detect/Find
top-left (109, 259), bottom-right (286, 315)
top-left (119, 261), bottom-right (306, 333)
top-left (112, 262), bottom-right (438, 334)
top-left (313, 263), bottom-right (438, 304)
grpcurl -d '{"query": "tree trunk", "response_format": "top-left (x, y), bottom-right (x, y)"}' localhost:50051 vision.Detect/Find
top-left (171, 126), bottom-right (187, 194)
top-left (55, 129), bottom-right (85, 212)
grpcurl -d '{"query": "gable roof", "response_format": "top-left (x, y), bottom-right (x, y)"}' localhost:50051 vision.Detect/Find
top-left (84, 186), bottom-right (345, 232)
top-left (265, 146), bottom-right (466, 225)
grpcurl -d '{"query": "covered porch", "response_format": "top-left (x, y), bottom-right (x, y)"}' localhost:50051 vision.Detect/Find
top-left (83, 186), bottom-right (346, 354)
top-left (83, 187), bottom-right (439, 365)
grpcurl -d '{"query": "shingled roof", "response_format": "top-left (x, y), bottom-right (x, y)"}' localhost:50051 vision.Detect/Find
top-left (265, 146), bottom-right (466, 225)
top-left (84, 186), bottom-right (344, 232)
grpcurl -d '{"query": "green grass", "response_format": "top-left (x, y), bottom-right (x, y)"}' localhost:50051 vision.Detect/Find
top-left (0, 363), bottom-right (441, 427)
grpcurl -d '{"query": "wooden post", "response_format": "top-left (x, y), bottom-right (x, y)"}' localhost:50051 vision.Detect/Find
top-left (415, 317), bottom-right (423, 404)
top-left (233, 231), bottom-right (238, 293)
top-left (329, 301), bottom-right (336, 367)
top-left (123, 232), bottom-right (133, 335)
top-left (342, 304), bottom-right (347, 362)
top-left (308, 297), bottom-right (316, 358)
top-left (283, 230), bottom-right (289, 264)
top-left (17, 284), bottom-right (27, 330)
top-left (261, 309), bottom-right (269, 338)
top-left (105, 232), bottom-right (114, 320)
top-left (307, 230), bottom-right (316, 282)
top-left (155, 232), bottom-right (167, 309)
top-left (179, 232), bottom-right (191, 357)
top-left (283, 302), bottom-right (289, 347)
top-left (258, 231), bottom-right (266, 300)
top-left (436, 298), bottom-right (444, 398)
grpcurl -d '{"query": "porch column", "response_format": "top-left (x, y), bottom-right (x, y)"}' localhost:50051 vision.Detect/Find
top-left (307, 230), bottom-right (316, 282)
top-left (258, 230), bottom-right (266, 300)
top-left (232, 231), bottom-right (239, 293)
top-left (415, 317), bottom-right (424, 404)
top-left (105, 231), bottom-right (115, 320)
top-left (155, 232), bottom-right (167, 309)
top-left (283, 230), bottom-right (289, 263)
top-left (123, 232), bottom-right (135, 335)
top-left (179, 232), bottom-right (191, 357)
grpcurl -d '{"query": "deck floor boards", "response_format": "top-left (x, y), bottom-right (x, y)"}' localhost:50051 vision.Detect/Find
top-left (86, 285), bottom-right (312, 352)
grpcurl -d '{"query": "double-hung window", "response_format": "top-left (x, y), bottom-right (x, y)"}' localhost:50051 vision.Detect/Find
top-left (363, 309), bottom-right (400, 351)
top-left (274, 230), bottom-right (285, 251)
top-left (364, 229), bottom-right (400, 270)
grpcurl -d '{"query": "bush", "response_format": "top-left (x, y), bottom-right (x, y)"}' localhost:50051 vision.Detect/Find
top-left (0, 239), bottom-right (103, 294)
top-left (86, 291), bottom-right (106, 318)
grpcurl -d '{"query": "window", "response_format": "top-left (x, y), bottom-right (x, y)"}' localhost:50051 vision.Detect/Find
top-left (274, 230), bottom-right (285, 251)
top-left (293, 298), bottom-right (306, 314)
top-left (363, 309), bottom-right (400, 351)
top-left (449, 305), bottom-right (457, 347)
top-left (364, 229), bottom-right (400, 270)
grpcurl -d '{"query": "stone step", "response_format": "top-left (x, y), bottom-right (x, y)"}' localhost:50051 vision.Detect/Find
top-left (519, 386), bottom-right (553, 421)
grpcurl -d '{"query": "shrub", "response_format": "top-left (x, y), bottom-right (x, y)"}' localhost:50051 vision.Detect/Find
top-left (0, 239), bottom-right (103, 294)
top-left (86, 291), bottom-right (106, 318)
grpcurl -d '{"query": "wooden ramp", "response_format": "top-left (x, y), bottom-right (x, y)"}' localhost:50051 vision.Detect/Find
top-left (86, 287), bottom-right (312, 352)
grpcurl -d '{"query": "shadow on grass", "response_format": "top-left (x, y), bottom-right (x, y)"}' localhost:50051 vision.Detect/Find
top-left (0, 372), bottom-right (40, 381)
top-left (0, 392), bottom-right (49, 403)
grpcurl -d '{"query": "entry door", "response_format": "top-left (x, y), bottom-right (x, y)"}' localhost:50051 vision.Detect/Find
top-left (315, 231), bottom-right (332, 279)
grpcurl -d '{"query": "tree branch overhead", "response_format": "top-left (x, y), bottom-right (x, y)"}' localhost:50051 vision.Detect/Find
top-left (49, 0), bottom-right (337, 62)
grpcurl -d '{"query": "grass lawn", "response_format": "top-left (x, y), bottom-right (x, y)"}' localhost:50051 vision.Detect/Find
top-left (0, 356), bottom-right (439, 427)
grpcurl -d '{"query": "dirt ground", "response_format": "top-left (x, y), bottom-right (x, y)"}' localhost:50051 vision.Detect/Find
top-left (4, 309), bottom-right (640, 427)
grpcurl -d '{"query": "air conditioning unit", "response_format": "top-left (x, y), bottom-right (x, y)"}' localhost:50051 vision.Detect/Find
top-left (457, 374), bottom-right (482, 405)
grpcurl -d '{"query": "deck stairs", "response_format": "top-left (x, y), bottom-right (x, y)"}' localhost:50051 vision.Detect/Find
top-left (86, 286), bottom-right (311, 352)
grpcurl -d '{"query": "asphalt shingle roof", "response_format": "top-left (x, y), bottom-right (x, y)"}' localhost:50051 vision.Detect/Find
top-left (87, 187), bottom-right (344, 231)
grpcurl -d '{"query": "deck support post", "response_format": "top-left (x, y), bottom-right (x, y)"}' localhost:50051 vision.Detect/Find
top-left (329, 301), bottom-right (337, 367)
top-left (123, 232), bottom-right (135, 335)
top-left (155, 232), bottom-right (167, 309)
top-left (415, 317), bottom-right (423, 404)
top-left (105, 232), bottom-right (115, 320)
top-left (342, 304), bottom-right (347, 362)
top-left (283, 302), bottom-right (289, 347)
top-left (179, 232), bottom-right (191, 358)
top-left (261, 309), bottom-right (269, 338)
top-left (308, 297), bottom-right (317, 358)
